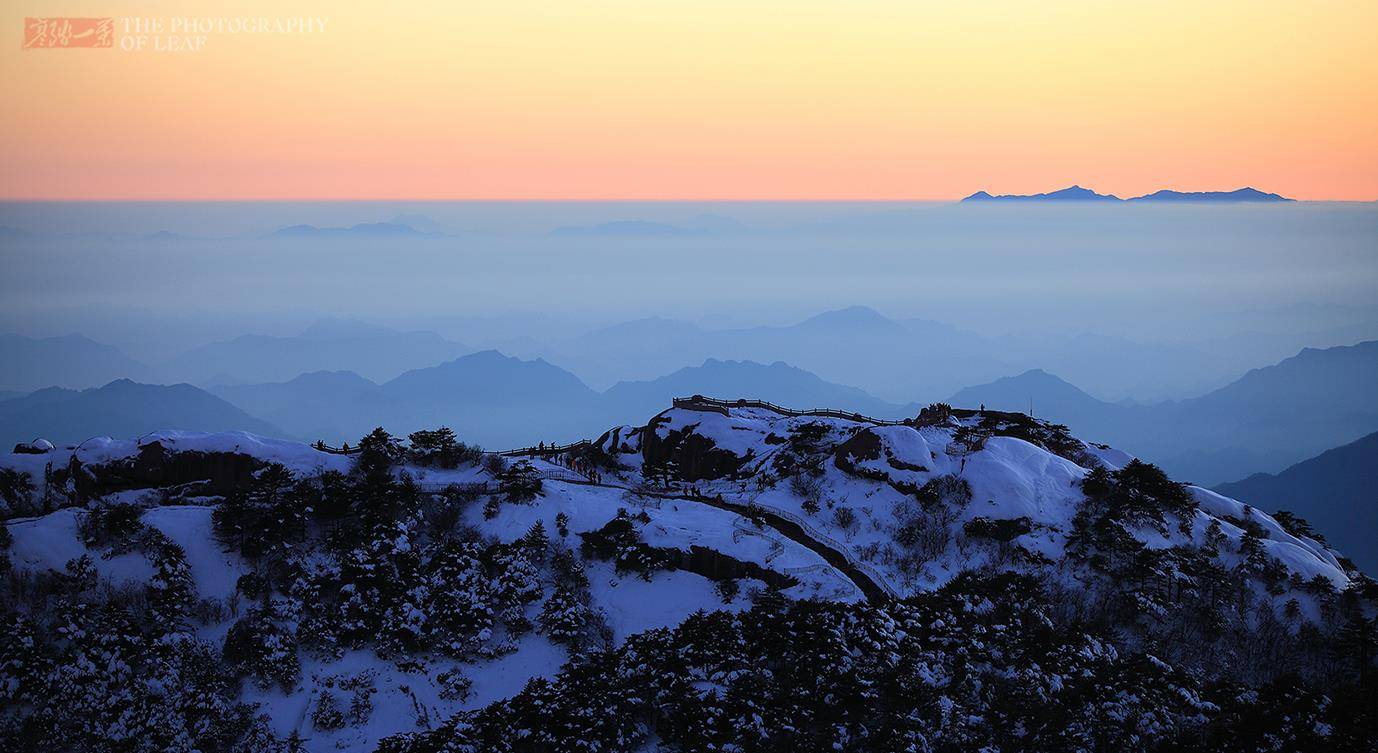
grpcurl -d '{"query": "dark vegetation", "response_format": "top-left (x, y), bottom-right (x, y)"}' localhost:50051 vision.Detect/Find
top-left (2, 419), bottom-right (1377, 752)
top-left (379, 572), bottom-right (1378, 753)
top-left (579, 509), bottom-right (679, 580)
top-left (0, 426), bottom-right (611, 751)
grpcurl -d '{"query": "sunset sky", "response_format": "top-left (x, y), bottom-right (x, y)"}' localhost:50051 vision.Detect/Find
top-left (3, 0), bottom-right (1376, 201)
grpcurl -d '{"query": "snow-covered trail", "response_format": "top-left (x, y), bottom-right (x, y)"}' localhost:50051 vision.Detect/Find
top-left (536, 474), bottom-right (890, 602)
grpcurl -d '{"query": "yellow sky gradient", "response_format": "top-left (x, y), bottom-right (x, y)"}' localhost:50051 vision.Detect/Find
top-left (3, 0), bottom-right (1376, 200)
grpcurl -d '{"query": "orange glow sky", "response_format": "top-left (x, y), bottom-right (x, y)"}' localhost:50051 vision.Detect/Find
top-left (3, 0), bottom-right (1376, 200)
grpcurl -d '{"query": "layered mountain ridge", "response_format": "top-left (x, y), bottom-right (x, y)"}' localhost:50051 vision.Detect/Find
top-left (962, 185), bottom-right (1294, 203)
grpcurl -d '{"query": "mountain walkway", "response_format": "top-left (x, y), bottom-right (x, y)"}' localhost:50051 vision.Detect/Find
top-left (412, 467), bottom-right (895, 602)
top-left (561, 477), bottom-right (893, 602)
top-left (514, 469), bottom-right (895, 602)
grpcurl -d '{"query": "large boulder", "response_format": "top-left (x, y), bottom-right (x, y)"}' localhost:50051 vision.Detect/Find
top-left (12, 439), bottom-right (54, 454)
top-left (71, 440), bottom-right (265, 502)
top-left (640, 414), bottom-right (755, 482)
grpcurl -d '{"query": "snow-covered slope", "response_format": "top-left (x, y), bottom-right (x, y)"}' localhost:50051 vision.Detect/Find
top-left (0, 398), bottom-right (1370, 751)
top-left (594, 401), bottom-right (1351, 596)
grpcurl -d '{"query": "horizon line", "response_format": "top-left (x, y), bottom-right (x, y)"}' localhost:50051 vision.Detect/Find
top-left (1, 194), bottom-right (1374, 204)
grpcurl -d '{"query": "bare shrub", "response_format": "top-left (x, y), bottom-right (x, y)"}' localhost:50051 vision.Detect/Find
top-left (894, 497), bottom-right (958, 569)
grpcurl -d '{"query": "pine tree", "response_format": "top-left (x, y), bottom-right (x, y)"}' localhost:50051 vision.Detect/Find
top-left (224, 610), bottom-right (301, 690)
top-left (521, 520), bottom-right (549, 560)
top-left (312, 690), bottom-right (346, 731)
top-left (1239, 527), bottom-right (1265, 569)
top-left (493, 545), bottom-right (543, 634)
top-left (427, 542), bottom-right (496, 656)
top-left (1204, 519), bottom-right (1226, 557)
top-left (0, 613), bottom-right (39, 707)
top-left (0, 468), bottom-right (34, 515)
top-left (539, 586), bottom-right (589, 646)
top-left (496, 461), bottom-right (543, 504)
top-left (1336, 614), bottom-right (1378, 685)
top-left (409, 427), bottom-right (461, 468)
top-left (482, 495), bottom-right (502, 520)
top-left (354, 428), bottom-right (404, 521)
top-left (146, 533), bottom-right (196, 632)
top-left (212, 463), bottom-right (303, 561)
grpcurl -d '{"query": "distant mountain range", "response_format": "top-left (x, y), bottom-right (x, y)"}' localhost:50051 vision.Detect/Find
top-left (0, 334), bottom-right (149, 393)
top-left (522, 305), bottom-right (1369, 405)
top-left (214, 350), bottom-right (600, 447)
top-left (10, 336), bottom-right (1364, 487)
top-left (0, 379), bottom-right (282, 449)
top-left (950, 340), bottom-right (1378, 484)
top-left (211, 370), bottom-right (386, 442)
top-left (528, 306), bottom-right (1010, 400)
top-left (0, 321), bottom-right (477, 392)
top-left (1215, 431), bottom-right (1378, 575)
top-left (10, 307), bottom-right (1377, 408)
top-left (600, 358), bottom-right (914, 424)
top-left (1129, 188), bottom-right (1293, 203)
top-left (381, 350), bottom-right (600, 448)
top-left (6, 314), bottom-right (1377, 482)
top-left (162, 322), bottom-right (474, 385)
top-left (961, 186), bottom-right (1293, 203)
top-left (209, 353), bottom-right (913, 448)
top-left (963, 185), bottom-right (1123, 202)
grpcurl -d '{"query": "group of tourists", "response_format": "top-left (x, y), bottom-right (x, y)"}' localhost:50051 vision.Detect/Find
top-left (546, 447), bottom-right (603, 484)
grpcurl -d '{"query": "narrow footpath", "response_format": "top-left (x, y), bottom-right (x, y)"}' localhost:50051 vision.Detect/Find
top-left (547, 475), bottom-right (891, 602)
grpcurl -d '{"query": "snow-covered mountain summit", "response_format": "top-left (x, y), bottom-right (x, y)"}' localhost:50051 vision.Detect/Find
top-left (592, 397), bottom-right (1351, 599)
top-left (1, 398), bottom-right (1374, 751)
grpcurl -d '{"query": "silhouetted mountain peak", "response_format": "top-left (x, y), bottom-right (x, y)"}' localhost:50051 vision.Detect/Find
top-left (962, 185), bottom-right (1122, 202)
top-left (1128, 187), bottom-right (1293, 203)
top-left (963, 185), bottom-right (1294, 203)
top-left (20, 386), bottom-right (79, 401)
top-left (798, 306), bottom-right (903, 333)
top-left (386, 350), bottom-right (593, 393)
top-left (1215, 431), bottom-right (1378, 574)
top-left (0, 379), bottom-right (285, 447)
top-left (285, 370), bottom-right (378, 388)
top-left (951, 368), bottom-right (1103, 406)
top-left (450, 349), bottom-right (513, 365)
top-left (166, 327), bottom-right (472, 386)
top-left (700, 357), bottom-right (771, 368)
top-left (1011, 367), bottom-right (1078, 386)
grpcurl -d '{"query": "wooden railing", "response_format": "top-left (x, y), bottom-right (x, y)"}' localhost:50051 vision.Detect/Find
top-left (497, 440), bottom-right (592, 458)
top-left (741, 498), bottom-right (901, 599)
top-left (310, 440), bottom-right (592, 458)
top-left (311, 441), bottom-right (360, 455)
